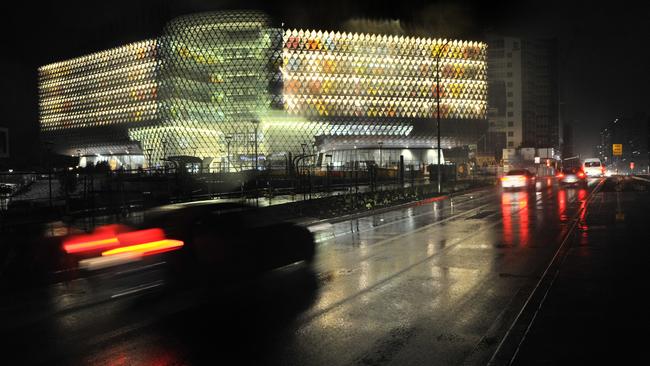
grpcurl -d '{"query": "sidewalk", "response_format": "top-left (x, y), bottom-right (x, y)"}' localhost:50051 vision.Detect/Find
top-left (201, 176), bottom-right (494, 207)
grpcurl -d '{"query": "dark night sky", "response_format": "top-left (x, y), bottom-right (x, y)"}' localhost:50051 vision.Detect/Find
top-left (1, 0), bottom-right (648, 166)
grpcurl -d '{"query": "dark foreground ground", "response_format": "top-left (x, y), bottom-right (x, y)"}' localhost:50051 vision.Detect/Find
top-left (1, 176), bottom-right (649, 365)
top-left (495, 175), bottom-right (650, 365)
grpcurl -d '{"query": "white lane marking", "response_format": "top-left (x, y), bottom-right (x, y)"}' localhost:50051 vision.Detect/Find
top-left (110, 280), bottom-right (165, 299)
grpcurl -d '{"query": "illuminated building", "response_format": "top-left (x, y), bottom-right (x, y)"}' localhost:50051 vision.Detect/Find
top-left (39, 40), bottom-right (158, 169)
top-left (39, 11), bottom-right (488, 171)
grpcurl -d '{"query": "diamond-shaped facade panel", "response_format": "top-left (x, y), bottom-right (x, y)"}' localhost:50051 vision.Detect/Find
top-left (38, 11), bottom-right (488, 170)
top-left (39, 40), bottom-right (159, 159)
top-left (130, 11), bottom-right (284, 170)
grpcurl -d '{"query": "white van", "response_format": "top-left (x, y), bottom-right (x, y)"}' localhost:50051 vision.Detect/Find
top-left (582, 158), bottom-right (604, 177)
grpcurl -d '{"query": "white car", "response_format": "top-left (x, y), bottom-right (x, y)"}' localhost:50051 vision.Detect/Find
top-left (582, 158), bottom-right (604, 177)
top-left (501, 169), bottom-right (536, 190)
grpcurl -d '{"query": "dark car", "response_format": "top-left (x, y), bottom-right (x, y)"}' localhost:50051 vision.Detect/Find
top-left (60, 201), bottom-right (315, 295)
top-left (136, 201), bottom-right (316, 283)
top-left (557, 167), bottom-right (587, 186)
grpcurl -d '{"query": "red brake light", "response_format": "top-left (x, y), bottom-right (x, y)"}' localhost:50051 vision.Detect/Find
top-left (116, 228), bottom-right (165, 247)
top-left (578, 172), bottom-right (585, 178)
top-left (63, 224), bottom-right (130, 254)
top-left (556, 173), bottom-right (564, 178)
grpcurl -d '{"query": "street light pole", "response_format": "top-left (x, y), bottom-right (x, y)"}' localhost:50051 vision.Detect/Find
top-left (301, 143), bottom-right (307, 200)
top-left (378, 141), bottom-right (383, 168)
top-left (145, 148), bottom-right (153, 171)
top-left (225, 135), bottom-right (232, 173)
top-left (161, 140), bottom-right (167, 174)
top-left (435, 40), bottom-right (450, 194)
top-left (254, 124), bottom-right (259, 171)
top-left (162, 140), bottom-right (167, 160)
top-left (311, 141), bottom-right (317, 199)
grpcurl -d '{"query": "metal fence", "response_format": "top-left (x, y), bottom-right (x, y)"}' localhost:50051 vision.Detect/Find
top-left (0, 163), bottom-right (498, 230)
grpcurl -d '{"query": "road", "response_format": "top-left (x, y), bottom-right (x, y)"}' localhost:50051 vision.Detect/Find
top-left (3, 176), bottom-right (647, 365)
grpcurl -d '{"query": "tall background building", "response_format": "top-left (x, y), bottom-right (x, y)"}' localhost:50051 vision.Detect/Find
top-left (561, 121), bottom-right (574, 158)
top-left (487, 36), bottom-right (559, 154)
top-left (0, 127), bottom-right (8, 159)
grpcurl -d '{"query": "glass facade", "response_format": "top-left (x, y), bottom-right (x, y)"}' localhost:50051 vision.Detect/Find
top-left (128, 11), bottom-right (283, 170)
top-left (39, 40), bottom-right (159, 162)
top-left (38, 11), bottom-right (488, 170)
top-left (283, 29), bottom-right (488, 155)
top-left (283, 30), bottom-right (486, 120)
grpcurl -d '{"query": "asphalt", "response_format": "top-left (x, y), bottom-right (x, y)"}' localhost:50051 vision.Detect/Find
top-left (4, 176), bottom-right (648, 365)
top-left (492, 175), bottom-right (650, 365)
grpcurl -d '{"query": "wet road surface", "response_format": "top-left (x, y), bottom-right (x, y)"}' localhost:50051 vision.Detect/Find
top-left (2, 177), bottom-right (627, 365)
top-left (501, 175), bottom-right (650, 365)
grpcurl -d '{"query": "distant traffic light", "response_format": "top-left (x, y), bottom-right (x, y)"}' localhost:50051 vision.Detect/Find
top-left (630, 162), bottom-right (635, 170)
top-left (546, 159), bottom-right (550, 167)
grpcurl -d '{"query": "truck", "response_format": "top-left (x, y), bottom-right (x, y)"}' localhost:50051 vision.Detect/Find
top-left (561, 156), bottom-right (582, 170)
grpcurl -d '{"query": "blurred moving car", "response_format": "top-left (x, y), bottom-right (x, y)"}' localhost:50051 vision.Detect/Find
top-left (501, 169), bottom-right (536, 190)
top-left (557, 167), bottom-right (587, 186)
top-left (145, 202), bottom-right (316, 281)
top-left (61, 202), bottom-right (316, 294)
top-left (582, 158), bottom-right (605, 177)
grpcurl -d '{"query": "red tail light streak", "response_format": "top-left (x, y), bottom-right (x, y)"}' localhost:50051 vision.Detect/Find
top-left (63, 225), bottom-right (184, 258)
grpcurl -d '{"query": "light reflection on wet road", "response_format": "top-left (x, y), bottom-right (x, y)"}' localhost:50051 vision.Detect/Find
top-left (2, 178), bottom-right (601, 365)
